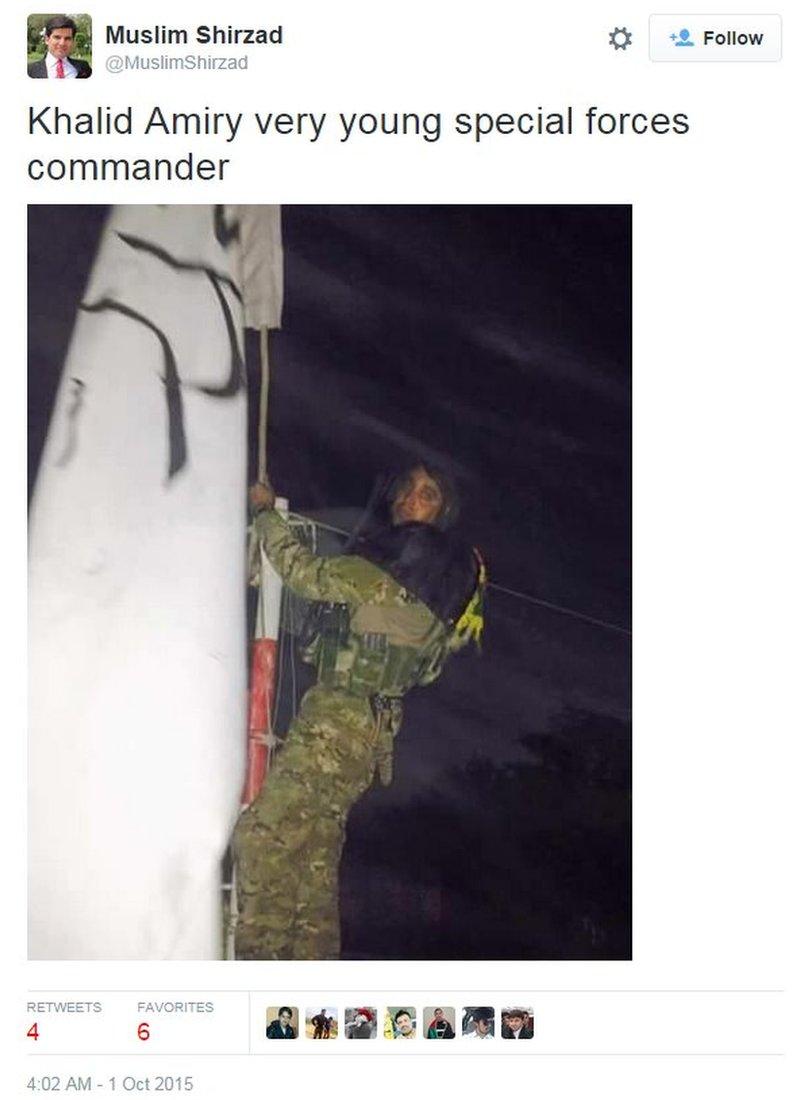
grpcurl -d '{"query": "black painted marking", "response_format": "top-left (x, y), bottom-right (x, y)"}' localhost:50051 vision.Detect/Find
top-left (55, 378), bottom-right (86, 468)
top-left (80, 298), bottom-right (187, 480)
top-left (195, 271), bottom-right (245, 397)
top-left (117, 229), bottom-right (244, 396)
top-left (116, 231), bottom-right (242, 302)
top-left (214, 204), bottom-right (240, 248)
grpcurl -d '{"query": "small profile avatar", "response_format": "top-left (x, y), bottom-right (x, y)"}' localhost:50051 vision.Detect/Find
top-left (28, 15), bottom-right (92, 78)
top-left (674, 28), bottom-right (695, 47)
top-left (501, 1007), bottom-right (534, 1039)
top-left (344, 1006), bottom-right (376, 1039)
top-left (265, 1005), bottom-right (297, 1039)
top-left (385, 1007), bottom-right (416, 1039)
top-left (424, 1006), bottom-right (455, 1039)
top-left (463, 1006), bottom-right (494, 1039)
top-left (307, 1007), bottom-right (337, 1039)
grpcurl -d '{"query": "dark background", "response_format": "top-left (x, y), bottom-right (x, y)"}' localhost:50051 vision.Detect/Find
top-left (29, 205), bottom-right (631, 959)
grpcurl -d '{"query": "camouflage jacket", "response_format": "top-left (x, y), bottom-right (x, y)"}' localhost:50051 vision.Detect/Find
top-left (253, 509), bottom-right (468, 692)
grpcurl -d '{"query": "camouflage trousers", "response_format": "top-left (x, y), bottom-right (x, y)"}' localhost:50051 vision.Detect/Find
top-left (233, 685), bottom-right (401, 960)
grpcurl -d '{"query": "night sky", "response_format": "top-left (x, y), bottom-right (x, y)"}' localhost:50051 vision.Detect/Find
top-left (29, 205), bottom-right (631, 960)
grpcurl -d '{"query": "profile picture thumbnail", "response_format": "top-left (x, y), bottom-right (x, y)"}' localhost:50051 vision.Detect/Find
top-left (462, 1006), bottom-right (494, 1039)
top-left (500, 1007), bottom-right (534, 1039)
top-left (423, 1006), bottom-right (456, 1039)
top-left (27, 14), bottom-right (92, 78)
top-left (306, 1007), bottom-right (337, 1039)
top-left (265, 1005), bottom-right (298, 1039)
top-left (385, 1006), bottom-right (416, 1039)
top-left (343, 1006), bottom-right (377, 1039)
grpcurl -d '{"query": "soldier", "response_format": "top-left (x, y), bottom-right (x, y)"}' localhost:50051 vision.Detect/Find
top-left (234, 463), bottom-right (485, 960)
top-left (311, 1009), bottom-right (327, 1040)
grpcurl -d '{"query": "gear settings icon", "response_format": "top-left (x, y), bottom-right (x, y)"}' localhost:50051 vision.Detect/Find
top-left (609, 26), bottom-right (633, 50)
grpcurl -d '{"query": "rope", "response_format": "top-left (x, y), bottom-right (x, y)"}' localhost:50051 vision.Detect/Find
top-left (489, 581), bottom-right (631, 637)
top-left (286, 510), bottom-right (631, 638)
top-left (257, 326), bottom-right (270, 483)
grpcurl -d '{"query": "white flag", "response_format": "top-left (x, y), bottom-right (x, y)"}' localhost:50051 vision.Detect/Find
top-left (29, 204), bottom-right (283, 959)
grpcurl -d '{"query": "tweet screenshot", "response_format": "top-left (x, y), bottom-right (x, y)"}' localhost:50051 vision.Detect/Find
top-left (6, 1), bottom-right (797, 1096)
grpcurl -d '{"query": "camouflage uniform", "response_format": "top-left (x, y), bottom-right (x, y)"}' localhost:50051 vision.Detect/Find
top-left (234, 509), bottom-right (459, 960)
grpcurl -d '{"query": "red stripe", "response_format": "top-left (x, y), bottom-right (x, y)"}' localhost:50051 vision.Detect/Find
top-left (241, 637), bottom-right (277, 806)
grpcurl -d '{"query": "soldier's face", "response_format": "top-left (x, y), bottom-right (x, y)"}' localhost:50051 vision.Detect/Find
top-left (46, 28), bottom-right (75, 58)
top-left (391, 467), bottom-right (443, 526)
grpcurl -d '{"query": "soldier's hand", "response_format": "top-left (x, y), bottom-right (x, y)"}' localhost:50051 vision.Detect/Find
top-left (249, 479), bottom-right (276, 511)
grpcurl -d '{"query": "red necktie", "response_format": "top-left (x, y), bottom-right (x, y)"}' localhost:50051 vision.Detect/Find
top-left (56, 59), bottom-right (65, 78)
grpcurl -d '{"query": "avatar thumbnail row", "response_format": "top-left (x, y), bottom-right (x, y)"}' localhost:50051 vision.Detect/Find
top-left (263, 1005), bottom-right (534, 1040)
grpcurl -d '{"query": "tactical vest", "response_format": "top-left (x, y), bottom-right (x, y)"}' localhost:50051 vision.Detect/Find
top-left (301, 602), bottom-right (447, 697)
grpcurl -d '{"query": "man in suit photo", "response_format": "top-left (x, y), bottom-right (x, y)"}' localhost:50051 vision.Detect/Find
top-left (501, 1008), bottom-right (534, 1039)
top-left (28, 15), bottom-right (92, 79)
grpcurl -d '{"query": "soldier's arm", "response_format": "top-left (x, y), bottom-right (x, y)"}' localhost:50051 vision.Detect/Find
top-left (253, 508), bottom-right (363, 604)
